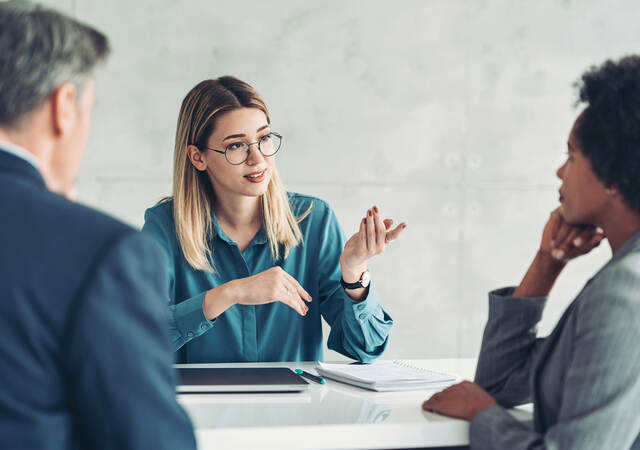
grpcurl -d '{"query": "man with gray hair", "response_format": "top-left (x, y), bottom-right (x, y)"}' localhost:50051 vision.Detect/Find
top-left (0, 2), bottom-right (197, 449)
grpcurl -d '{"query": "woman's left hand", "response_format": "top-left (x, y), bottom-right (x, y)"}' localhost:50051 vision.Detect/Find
top-left (422, 381), bottom-right (498, 421)
top-left (340, 205), bottom-right (406, 277)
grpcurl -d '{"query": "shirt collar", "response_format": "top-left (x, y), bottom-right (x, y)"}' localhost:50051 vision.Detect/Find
top-left (0, 141), bottom-right (41, 171)
top-left (210, 205), bottom-right (269, 246)
top-left (210, 210), bottom-right (234, 244)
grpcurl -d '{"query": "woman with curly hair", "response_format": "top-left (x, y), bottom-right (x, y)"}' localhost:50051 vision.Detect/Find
top-left (423, 55), bottom-right (640, 449)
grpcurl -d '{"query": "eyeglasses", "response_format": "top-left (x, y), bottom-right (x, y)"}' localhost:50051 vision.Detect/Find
top-left (201, 132), bottom-right (282, 165)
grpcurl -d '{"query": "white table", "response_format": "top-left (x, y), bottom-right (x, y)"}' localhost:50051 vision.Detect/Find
top-left (177, 359), bottom-right (532, 450)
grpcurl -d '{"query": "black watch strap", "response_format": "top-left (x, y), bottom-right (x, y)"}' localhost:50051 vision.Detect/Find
top-left (340, 270), bottom-right (370, 290)
top-left (340, 277), bottom-right (364, 290)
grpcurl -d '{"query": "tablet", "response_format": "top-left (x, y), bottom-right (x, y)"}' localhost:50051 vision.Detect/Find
top-left (176, 367), bottom-right (310, 393)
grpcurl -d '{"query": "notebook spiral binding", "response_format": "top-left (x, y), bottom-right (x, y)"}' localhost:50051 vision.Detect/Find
top-left (393, 360), bottom-right (451, 377)
top-left (392, 360), bottom-right (428, 372)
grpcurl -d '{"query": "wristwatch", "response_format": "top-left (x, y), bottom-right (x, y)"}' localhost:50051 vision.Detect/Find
top-left (340, 270), bottom-right (371, 290)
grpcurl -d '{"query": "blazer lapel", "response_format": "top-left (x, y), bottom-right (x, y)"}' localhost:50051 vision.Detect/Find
top-left (530, 298), bottom-right (579, 431)
top-left (530, 231), bottom-right (640, 431)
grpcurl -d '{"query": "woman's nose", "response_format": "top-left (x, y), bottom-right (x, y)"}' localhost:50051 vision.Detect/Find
top-left (245, 143), bottom-right (264, 165)
top-left (556, 161), bottom-right (565, 180)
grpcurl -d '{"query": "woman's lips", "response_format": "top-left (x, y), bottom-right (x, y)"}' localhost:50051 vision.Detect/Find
top-left (244, 169), bottom-right (266, 183)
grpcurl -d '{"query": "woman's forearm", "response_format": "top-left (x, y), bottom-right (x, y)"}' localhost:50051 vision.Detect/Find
top-left (340, 260), bottom-right (368, 302)
top-left (203, 281), bottom-right (239, 320)
top-left (513, 249), bottom-right (566, 298)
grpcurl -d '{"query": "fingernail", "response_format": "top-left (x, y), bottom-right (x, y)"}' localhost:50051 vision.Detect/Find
top-left (573, 237), bottom-right (583, 246)
top-left (368, 210), bottom-right (372, 217)
top-left (373, 206), bottom-right (379, 213)
top-left (552, 249), bottom-right (564, 259)
top-left (402, 224), bottom-right (407, 229)
top-left (550, 240), bottom-right (555, 248)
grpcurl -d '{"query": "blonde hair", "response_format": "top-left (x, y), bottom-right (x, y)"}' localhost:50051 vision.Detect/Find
top-left (171, 76), bottom-right (310, 272)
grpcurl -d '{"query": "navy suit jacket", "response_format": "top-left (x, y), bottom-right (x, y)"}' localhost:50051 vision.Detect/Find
top-left (0, 149), bottom-right (196, 450)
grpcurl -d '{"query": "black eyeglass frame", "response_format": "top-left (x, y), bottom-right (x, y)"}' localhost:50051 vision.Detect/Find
top-left (200, 132), bottom-right (282, 165)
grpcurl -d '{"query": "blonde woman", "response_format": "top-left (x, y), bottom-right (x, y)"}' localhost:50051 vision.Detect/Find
top-left (142, 76), bottom-right (406, 363)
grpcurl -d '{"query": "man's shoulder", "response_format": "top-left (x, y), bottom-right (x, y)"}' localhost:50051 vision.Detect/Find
top-left (6, 184), bottom-right (142, 270)
top-left (45, 191), bottom-right (135, 243)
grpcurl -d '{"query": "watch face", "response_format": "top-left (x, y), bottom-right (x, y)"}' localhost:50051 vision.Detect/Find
top-left (361, 270), bottom-right (371, 288)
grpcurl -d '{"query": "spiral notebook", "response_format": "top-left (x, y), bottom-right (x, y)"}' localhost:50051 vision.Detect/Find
top-left (316, 361), bottom-right (458, 392)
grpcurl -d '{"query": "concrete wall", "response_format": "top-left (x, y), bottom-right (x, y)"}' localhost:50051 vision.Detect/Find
top-left (46, 0), bottom-right (640, 360)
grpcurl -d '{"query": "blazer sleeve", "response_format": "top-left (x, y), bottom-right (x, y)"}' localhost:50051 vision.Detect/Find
top-left (316, 205), bottom-right (393, 362)
top-left (474, 287), bottom-right (547, 406)
top-left (142, 208), bottom-right (214, 351)
top-left (470, 278), bottom-right (640, 449)
top-left (63, 231), bottom-right (196, 450)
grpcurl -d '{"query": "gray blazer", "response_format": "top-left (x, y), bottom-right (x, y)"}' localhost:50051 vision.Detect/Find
top-left (470, 230), bottom-right (640, 450)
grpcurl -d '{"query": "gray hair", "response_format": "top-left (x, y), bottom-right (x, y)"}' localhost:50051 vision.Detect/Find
top-left (0, 1), bottom-right (110, 128)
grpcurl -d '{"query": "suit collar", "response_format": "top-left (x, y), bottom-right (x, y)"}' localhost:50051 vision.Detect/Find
top-left (578, 228), bottom-right (640, 287)
top-left (0, 140), bottom-right (40, 169)
top-left (609, 228), bottom-right (640, 263)
top-left (0, 148), bottom-right (46, 189)
top-left (530, 226), bottom-right (640, 431)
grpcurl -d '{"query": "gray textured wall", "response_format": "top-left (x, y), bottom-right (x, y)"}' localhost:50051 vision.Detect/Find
top-left (45, 0), bottom-right (639, 360)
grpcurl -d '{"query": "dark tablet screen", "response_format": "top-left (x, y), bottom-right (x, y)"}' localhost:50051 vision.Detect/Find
top-left (176, 367), bottom-right (309, 392)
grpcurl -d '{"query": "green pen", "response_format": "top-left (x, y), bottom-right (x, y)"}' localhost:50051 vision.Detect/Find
top-left (295, 369), bottom-right (326, 385)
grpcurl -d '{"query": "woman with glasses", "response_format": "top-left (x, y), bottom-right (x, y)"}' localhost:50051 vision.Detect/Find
top-left (142, 76), bottom-right (405, 363)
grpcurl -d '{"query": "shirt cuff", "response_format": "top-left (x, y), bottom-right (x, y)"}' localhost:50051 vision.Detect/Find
top-left (173, 293), bottom-right (214, 342)
top-left (348, 284), bottom-right (382, 322)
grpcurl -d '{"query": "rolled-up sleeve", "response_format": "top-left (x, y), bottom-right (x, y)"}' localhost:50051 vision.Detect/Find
top-left (316, 205), bottom-right (393, 362)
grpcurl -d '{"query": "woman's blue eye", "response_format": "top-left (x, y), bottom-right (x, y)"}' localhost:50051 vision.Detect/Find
top-left (260, 134), bottom-right (272, 142)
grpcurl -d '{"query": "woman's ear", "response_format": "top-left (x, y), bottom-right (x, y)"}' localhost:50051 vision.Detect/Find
top-left (186, 145), bottom-right (208, 171)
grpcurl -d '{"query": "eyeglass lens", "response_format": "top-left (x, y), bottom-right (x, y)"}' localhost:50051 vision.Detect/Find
top-left (225, 133), bottom-right (281, 164)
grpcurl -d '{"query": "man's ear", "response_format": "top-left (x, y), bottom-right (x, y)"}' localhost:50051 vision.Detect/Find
top-left (50, 82), bottom-right (78, 136)
top-left (186, 145), bottom-right (208, 171)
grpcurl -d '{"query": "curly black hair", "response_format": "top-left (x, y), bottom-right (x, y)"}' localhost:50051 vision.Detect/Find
top-left (574, 55), bottom-right (640, 214)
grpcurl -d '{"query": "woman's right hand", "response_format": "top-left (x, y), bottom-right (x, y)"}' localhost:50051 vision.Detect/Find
top-left (232, 266), bottom-right (312, 316)
top-left (513, 208), bottom-right (604, 298)
top-left (541, 208), bottom-right (605, 262)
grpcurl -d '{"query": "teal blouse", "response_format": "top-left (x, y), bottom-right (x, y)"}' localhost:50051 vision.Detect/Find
top-left (142, 193), bottom-right (393, 363)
